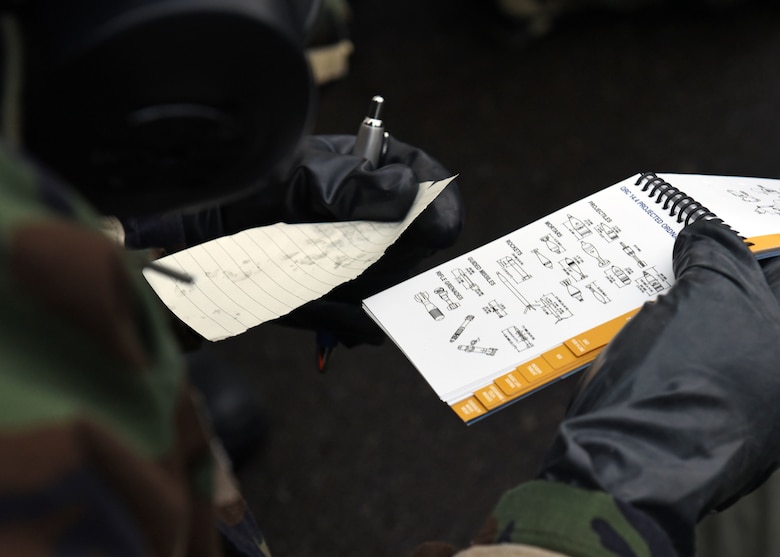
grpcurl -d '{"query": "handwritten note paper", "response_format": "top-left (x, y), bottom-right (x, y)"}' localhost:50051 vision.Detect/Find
top-left (143, 177), bottom-right (454, 341)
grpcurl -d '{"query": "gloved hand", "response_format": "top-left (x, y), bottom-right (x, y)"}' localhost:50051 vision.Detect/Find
top-left (273, 135), bottom-right (463, 345)
top-left (122, 134), bottom-right (463, 346)
top-left (219, 133), bottom-right (461, 233)
top-left (537, 219), bottom-right (780, 556)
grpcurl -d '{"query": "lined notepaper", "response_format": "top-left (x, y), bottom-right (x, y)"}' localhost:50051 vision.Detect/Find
top-left (143, 177), bottom-right (454, 341)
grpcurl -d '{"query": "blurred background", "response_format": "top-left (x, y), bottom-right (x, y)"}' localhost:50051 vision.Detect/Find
top-left (202, 0), bottom-right (780, 555)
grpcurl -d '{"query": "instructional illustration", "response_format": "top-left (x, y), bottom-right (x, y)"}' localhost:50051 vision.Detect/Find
top-left (502, 325), bottom-right (534, 353)
top-left (752, 184), bottom-right (780, 196)
top-left (450, 315), bottom-right (474, 343)
top-left (457, 338), bottom-right (498, 356)
top-left (560, 278), bottom-right (584, 302)
top-left (434, 287), bottom-right (460, 310)
top-left (723, 184), bottom-right (780, 217)
top-left (483, 299), bottom-right (507, 318)
top-left (531, 248), bottom-right (553, 270)
top-left (453, 268), bottom-right (484, 296)
top-left (756, 199), bottom-right (780, 216)
top-left (537, 292), bottom-right (573, 324)
top-left (565, 214), bottom-right (593, 239)
top-left (497, 271), bottom-right (537, 313)
top-left (605, 266), bottom-right (631, 287)
top-left (586, 282), bottom-right (611, 304)
top-left (620, 242), bottom-right (647, 268)
top-left (414, 291), bottom-right (445, 321)
top-left (540, 234), bottom-right (564, 254)
top-left (635, 267), bottom-right (670, 295)
top-left (498, 255), bottom-right (532, 281)
top-left (560, 257), bottom-right (587, 281)
top-left (729, 189), bottom-right (760, 203)
top-left (581, 241), bottom-right (610, 267)
top-left (595, 222), bottom-right (620, 242)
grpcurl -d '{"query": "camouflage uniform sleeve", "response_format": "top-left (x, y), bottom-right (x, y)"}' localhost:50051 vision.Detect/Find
top-left (473, 480), bottom-right (677, 557)
top-left (0, 145), bottom-right (270, 556)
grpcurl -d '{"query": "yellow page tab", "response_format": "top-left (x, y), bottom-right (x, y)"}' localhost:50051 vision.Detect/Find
top-left (748, 234), bottom-right (780, 256)
top-left (564, 308), bottom-right (640, 356)
top-left (542, 345), bottom-right (578, 370)
top-left (451, 397), bottom-right (487, 422)
top-left (516, 357), bottom-right (555, 384)
top-left (475, 384), bottom-right (511, 410)
top-left (495, 370), bottom-right (530, 396)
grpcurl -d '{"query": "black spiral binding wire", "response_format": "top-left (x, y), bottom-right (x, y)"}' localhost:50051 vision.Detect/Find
top-left (634, 173), bottom-right (749, 243)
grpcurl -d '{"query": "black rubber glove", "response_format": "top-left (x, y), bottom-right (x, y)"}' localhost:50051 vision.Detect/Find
top-left (123, 134), bottom-right (463, 346)
top-left (266, 134), bottom-right (463, 346)
top-left (124, 134), bottom-right (461, 247)
top-left (219, 134), bottom-right (460, 234)
top-left (538, 219), bottom-right (780, 556)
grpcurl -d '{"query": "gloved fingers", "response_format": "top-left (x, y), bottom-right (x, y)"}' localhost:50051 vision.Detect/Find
top-left (672, 219), bottom-right (762, 283)
top-left (305, 133), bottom-right (458, 185)
top-left (221, 133), bottom-right (461, 229)
top-left (568, 218), bottom-right (780, 414)
top-left (304, 134), bottom-right (456, 182)
top-left (298, 133), bottom-right (356, 156)
top-left (281, 153), bottom-right (419, 222)
top-left (313, 162), bottom-right (420, 221)
top-left (283, 134), bottom-right (425, 222)
top-left (672, 219), bottom-right (780, 324)
top-left (273, 134), bottom-right (460, 224)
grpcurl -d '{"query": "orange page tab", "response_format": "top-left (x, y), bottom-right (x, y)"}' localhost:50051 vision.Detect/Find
top-left (748, 234), bottom-right (780, 256)
top-left (516, 357), bottom-right (556, 384)
top-left (475, 384), bottom-right (511, 410)
top-left (564, 308), bottom-right (640, 356)
top-left (495, 370), bottom-right (531, 396)
top-left (542, 345), bottom-right (579, 370)
top-left (451, 397), bottom-right (487, 422)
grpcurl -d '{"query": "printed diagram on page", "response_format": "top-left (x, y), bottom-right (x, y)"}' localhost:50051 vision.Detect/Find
top-left (364, 173), bottom-right (780, 419)
top-left (728, 184), bottom-right (780, 216)
top-left (402, 198), bottom-right (673, 365)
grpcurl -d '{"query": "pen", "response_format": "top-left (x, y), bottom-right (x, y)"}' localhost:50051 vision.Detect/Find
top-left (352, 95), bottom-right (387, 166)
top-left (316, 95), bottom-right (388, 373)
top-left (144, 260), bottom-right (194, 284)
top-left (316, 330), bottom-right (339, 374)
top-left (143, 260), bottom-right (194, 284)
top-left (133, 251), bottom-right (194, 284)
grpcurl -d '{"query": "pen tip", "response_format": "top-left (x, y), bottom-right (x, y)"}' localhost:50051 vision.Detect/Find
top-left (368, 95), bottom-right (384, 120)
top-left (317, 346), bottom-right (332, 373)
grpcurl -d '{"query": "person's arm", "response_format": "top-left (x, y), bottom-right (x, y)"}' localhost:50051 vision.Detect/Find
top-left (415, 220), bottom-right (780, 557)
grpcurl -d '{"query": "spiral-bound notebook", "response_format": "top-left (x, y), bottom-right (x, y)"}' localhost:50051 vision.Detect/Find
top-left (363, 173), bottom-right (780, 424)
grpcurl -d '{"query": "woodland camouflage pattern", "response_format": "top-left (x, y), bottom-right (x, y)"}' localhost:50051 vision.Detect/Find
top-left (0, 144), bottom-right (268, 556)
top-left (412, 481), bottom-right (677, 557)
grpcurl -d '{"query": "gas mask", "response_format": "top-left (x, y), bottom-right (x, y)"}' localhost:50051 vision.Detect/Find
top-left (5, 0), bottom-right (317, 217)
